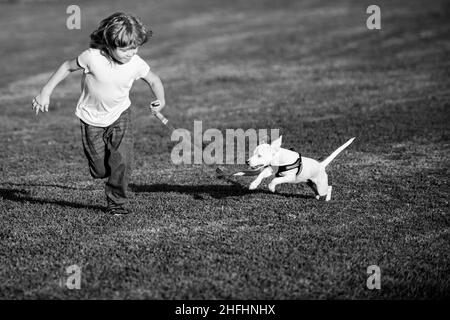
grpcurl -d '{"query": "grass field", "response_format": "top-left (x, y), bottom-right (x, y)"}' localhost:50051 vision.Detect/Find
top-left (0, 0), bottom-right (449, 299)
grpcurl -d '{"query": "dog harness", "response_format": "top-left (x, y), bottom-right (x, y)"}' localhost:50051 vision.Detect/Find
top-left (275, 150), bottom-right (302, 177)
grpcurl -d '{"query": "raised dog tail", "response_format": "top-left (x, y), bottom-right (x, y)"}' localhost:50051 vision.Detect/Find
top-left (320, 137), bottom-right (355, 168)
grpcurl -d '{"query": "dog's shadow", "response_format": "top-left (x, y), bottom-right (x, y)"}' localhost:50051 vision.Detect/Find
top-left (130, 178), bottom-right (313, 200)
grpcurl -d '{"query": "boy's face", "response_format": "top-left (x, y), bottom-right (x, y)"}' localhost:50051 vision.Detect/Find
top-left (111, 46), bottom-right (139, 64)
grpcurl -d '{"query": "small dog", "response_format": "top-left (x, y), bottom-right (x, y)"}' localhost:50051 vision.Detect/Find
top-left (246, 136), bottom-right (355, 201)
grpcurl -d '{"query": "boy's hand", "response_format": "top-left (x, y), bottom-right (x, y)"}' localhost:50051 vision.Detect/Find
top-left (150, 99), bottom-right (165, 114)
top-left (32, 92), bottom-right (50, 115)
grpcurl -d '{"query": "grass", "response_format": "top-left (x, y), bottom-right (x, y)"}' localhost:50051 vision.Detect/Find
top-left (0, 0), bottom-right (449, 299)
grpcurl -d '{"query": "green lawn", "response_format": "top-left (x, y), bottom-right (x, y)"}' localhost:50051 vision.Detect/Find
top-left (0, 0), bottom-right (449, 299)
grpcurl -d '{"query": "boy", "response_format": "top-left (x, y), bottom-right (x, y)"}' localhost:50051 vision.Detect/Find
top-left (32, 12), bottom-right (165, 215)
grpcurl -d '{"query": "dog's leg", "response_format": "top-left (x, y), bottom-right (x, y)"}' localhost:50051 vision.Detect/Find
top-left (325, 186), bottom-right (332, 201)
top-left (316, 172), bottom-right (332, 201)
top-left (249, 167), bottom-right (273, 190)
top-left (306, 180), bottom-right (320, 200)
top-left (268, 174), bottom-right (296, 193)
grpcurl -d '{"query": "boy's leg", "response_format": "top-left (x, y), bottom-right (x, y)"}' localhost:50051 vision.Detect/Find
top-left (104, 108), bottom-right (134, 210)
top-left (80, 121), bottom-right (109, 179)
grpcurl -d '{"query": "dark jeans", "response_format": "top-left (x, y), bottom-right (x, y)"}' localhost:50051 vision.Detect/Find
top-left (80, 108), bottom-right (133, 207)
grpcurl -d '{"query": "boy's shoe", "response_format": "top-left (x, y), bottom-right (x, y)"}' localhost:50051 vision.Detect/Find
top-left (106, 199), bottom-right (131, 216)
top-left (107, 206), bottom-right (132, 216)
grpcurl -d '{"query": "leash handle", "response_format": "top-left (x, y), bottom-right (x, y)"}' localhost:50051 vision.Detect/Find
top-left (154, 111), bottom-right (169, 125)
top-left (150, 100), bottom-right (176, 132)
top-left (150, 100), bottom-right (168, 125)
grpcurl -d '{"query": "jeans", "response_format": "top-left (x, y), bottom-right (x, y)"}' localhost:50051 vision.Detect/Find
top-left (80, 108), bottom-right (133, 207)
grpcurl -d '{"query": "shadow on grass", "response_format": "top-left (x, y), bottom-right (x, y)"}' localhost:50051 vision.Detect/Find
top-left (129, 178), bottom-right (313, 200)
top-left (2, 182), bottom-right (97, 191)
top-left (0, 188), bottom-right (104, 211)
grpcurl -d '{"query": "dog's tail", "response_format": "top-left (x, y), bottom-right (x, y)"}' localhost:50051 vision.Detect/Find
top-left (320, 137), bottom-right (355, 168)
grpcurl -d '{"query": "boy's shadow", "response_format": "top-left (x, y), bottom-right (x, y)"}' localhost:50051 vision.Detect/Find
top-left (0, 187), bottom-right (104, 211)
top-left (130, 178), bottom-right (312, 200)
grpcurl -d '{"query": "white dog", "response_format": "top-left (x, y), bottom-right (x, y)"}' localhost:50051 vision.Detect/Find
top-left (246, 136), bottom-right (355, 201)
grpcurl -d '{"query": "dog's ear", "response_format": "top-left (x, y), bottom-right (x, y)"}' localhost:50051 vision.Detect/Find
top-left (271, 135), bottom-right (282, 151)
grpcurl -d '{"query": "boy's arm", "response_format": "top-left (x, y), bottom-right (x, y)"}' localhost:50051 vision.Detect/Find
top-left (141, 70), bottom-right (166, 112)
top-left (32, 58), bottom-right (81, 115)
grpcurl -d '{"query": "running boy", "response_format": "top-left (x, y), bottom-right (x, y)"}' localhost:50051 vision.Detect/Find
top-left (31, 12), bottom-right (165, 215)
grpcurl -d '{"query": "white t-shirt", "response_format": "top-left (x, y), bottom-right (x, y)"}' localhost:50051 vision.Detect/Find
top-left (75, 48), bottom-right (150, 127)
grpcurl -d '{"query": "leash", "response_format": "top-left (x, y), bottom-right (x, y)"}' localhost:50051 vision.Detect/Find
top-left (149, 100), bottom-right (226, 178)
top-left (216, 151), bottom-right (303, 179)
top-left (215, 166), bottom-right (265, 178)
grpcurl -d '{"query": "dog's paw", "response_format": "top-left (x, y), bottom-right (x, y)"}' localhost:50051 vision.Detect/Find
top-left (326, 186), bottom-right (332, 201)
top-left (268, 183), bottom-right (276, 193)
top-left (249, 181), bottom-right (260, 190)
